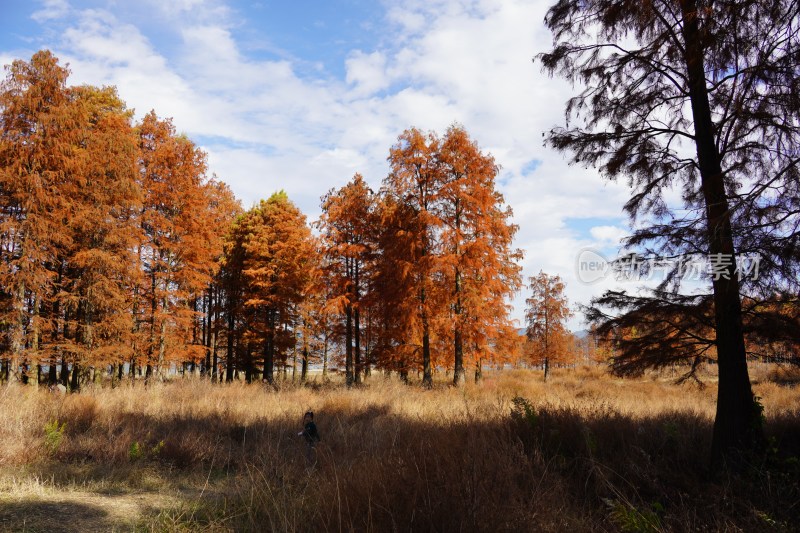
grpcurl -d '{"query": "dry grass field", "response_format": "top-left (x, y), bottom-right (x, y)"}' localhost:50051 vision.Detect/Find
top-left (1, 365), bottom-right (798, 532)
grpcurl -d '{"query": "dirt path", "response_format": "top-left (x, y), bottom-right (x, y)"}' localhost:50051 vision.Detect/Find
top-left (0, 490), bottom-right (181, 532)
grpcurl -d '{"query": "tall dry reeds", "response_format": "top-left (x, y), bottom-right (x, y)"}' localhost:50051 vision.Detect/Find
top-left (0, 366), bottom-right (797, 531)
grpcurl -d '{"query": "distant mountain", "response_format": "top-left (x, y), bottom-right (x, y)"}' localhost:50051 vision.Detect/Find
top-left (517, 328), bottom-right (590, 339)
top-left (573, 329), bottom-right (590, 340)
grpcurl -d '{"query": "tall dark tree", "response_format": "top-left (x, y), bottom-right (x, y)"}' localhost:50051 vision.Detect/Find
top-left (539, 0), bottom-right (799, 465)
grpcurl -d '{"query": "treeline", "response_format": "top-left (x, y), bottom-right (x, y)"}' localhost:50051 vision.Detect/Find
top-left (0, 51), bottom-right (525, 389)
top-left (218, 125), bottom-right (524, 387)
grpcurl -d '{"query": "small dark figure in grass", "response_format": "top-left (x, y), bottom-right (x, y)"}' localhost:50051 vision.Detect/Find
top-left (298, 411), bottom-right (321, 466)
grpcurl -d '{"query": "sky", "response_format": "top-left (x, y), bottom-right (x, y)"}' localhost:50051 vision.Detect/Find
top-left (0, 0), bottom-right (641, 329)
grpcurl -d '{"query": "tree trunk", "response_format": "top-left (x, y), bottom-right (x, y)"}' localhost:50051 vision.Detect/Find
top-left (226, 304), bottom-right (235, 383)
top-left (157, 310), bottom-right (167, 380)
top-left (453, 202), bottom-right (465, 387)
top-left (31, 295), bottom-right (41, 386)
top-left (421, 314), bottom-right (433, 388)
top-left (263, 309), bottom-right (275, 384)
top-left (354, 262), bottom-right (362, 384)
top-left (301, 344), bottom-right (308, 382)
top-left (60, 355), bottom-right (69, 386)
top-left (9, 281), bottom-right (25, 383)
top-left (345, 301), bottom-right (354, 387)
top-left (680, 0), bottom-right (763, 466)
top-left (453, 327), bottom-right (465, 386)
top-left (48, 361), bottom-right (57, 385)
top-left (70, 362), bottom-right (80, 392)
top-left (211, 317), bottom-right (218, 383)
top-left (322, 332), bottom-right (328, 377)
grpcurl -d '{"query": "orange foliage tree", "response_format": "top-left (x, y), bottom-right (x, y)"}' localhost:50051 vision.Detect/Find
top-left (437, 125), bottom-right (522, 384)
top-left (317, 174), bottom-right (377, 385)
top-left (0, 51), bottom-right (237, 388)
top-left (0, 51), bottom-right (76, 383)
top-left (380, 128), bottom-right (444, 388)
top-left (525, 271), bottom-right (573, 381)
top-left (135, 112), bottom-right (226, 381)
top-left (373, 126), bottom-right (522, 385)
top-left (221, 192), bottom-right (319, 383)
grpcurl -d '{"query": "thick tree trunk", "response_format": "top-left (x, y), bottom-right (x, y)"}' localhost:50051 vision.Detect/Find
top-left (263, 310), bottom-right (275, 384)
top-left (345, 301), bottom-right (354, 386)
top-left (453, 266), bottom-right (465, 386)
top-left (453, 203), bottom-right (465, 387)
top-left (322, 332), bottom-right (328, 377)
top-left (453, 328), bottom-right (465, 386)
top-left (211, 320), bottom-right (218, 383)
top-left (301, 329), bottom-right (308, 382)
top-left (60, 355), bottom-right (69, 386)
top-left (9, 281), bottom-right (25, 383)
top-left (70, 362), bottom-right (80, 392)
top-left (354, 262), bottom-right (362, 384)
top-left (422, 318), bottom-right (432, 389)
top-left (681, 0), bottom-right (763, 466)
top-left (226, 305), bottom-right (235, 383)
top-left (421, 283), bottom-right (433, 389)
top-left (354, 305), bottom-right (361, 384)
top-left (31, 295), bottom-right (41, 386)
top-left (157, 311), bottom-right (167, 380)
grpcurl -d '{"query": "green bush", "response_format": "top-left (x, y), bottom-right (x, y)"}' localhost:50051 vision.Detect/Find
top-left (129, 441), bottom-right (143, 461)
top-left (43, 420), bottom-right (66, 455)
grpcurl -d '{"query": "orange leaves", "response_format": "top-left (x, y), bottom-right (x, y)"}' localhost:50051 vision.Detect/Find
top-left (525, 272), bottom-right (573, 372)
top-left (0, 51), bottom-right (240, 382)
top-left (368, 126), bottom-right (523, 383)
top-left (220, 191), bottom-right (318, 382)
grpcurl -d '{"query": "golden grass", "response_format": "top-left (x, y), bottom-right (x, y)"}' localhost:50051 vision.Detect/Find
top-left (0, 365), bottom-right (798, 531)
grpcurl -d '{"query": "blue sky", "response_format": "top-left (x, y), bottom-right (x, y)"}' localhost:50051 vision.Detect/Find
top-left (0, 0), bottom-right (639, 327)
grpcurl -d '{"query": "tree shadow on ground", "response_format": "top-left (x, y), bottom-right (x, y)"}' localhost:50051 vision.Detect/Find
top-left (7, 395), bottom-right (800, 532)
top-left (0, 499), bottom-right (112, 533)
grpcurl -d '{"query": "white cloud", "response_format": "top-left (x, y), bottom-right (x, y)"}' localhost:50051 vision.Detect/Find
top-left (345, 50), bottom-right (389, 97)
top-left (32, 0), bottom-right (70, 22)
top-left (590, 225), bottom-right (629, 246)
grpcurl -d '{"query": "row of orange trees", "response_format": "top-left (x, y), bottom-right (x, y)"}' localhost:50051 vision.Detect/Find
top-left (220, 127), bottom-right (526, 387)
top-left (0, 51), bottom-right (534, 388)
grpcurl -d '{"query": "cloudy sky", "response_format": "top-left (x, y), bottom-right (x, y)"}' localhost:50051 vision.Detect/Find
top-left (0, 0), bottom-right (638, 329)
